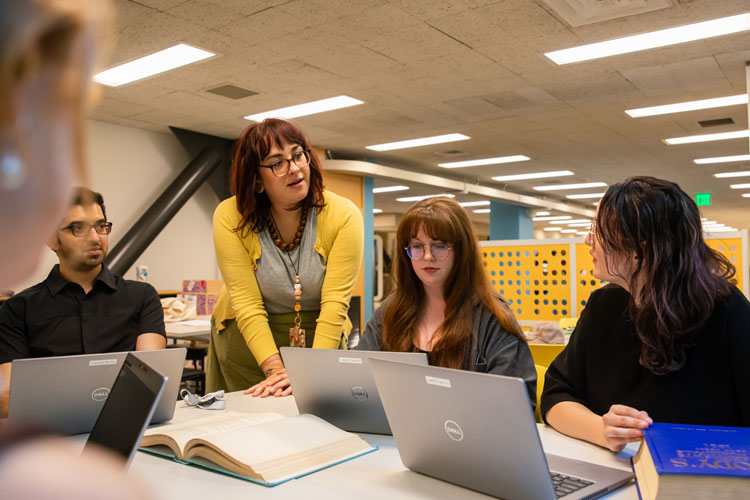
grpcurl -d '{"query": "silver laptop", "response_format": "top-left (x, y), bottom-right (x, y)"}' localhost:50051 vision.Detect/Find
top-left (369, 359), bottom-right (634, 500)
top-left (8, 348), bottom-right (186, 435)
top-left (281, 347), bottom-right (428, 434)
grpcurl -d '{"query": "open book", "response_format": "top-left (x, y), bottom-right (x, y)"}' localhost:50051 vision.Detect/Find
top-left (140, 411), bottom-right (377, 486)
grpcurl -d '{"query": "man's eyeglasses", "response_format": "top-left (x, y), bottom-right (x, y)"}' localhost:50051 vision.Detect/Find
top-left (260, 149), bottom-right (310, 177)
top-left (404, 243), bottom-right (452, 261)
top-left (60, 222), bottom-right (113, 237)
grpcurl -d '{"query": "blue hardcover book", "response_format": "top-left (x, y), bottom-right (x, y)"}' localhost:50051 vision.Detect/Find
top-left (631, 422), bottom-right (750, 500)
top-left (139, 411), bottom-right (377, 486)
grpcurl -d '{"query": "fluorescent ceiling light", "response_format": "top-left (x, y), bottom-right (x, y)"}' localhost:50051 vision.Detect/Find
top-left (459, 201), bottom-right (490, 207)
top-left (373, 208), bottom-right (383, 214)
top-left (715, 171), bottom-right (750, 178)
top-left (576, 231), bottom-right (589, 236)
top-left (730, 183), bottom-right (750, 189)
top-left (94, 43), bottom-right (215, 87)
top-left (664, 130), bottom-right (750, 145)
top-left (491, 170), bottom-right (574, 182)
top-left (592, 202), bottom-right (599, 206)
top-left (366, 133), bottom-right (469, 152)
top-left (533, 215), bottom-right (572, 221)
top-left (743, 193), bottom-right (750, 198)
top-left (535, 211), bottom-right (550, 216)
top-left (560, 229), bottom-right (578, 234)
top-left (373, 185), bottom-right (409, 193)
top-left (396, 193), bottom-right (456, 202)
top-left (543, 227), bottom-right (562, 232)
top-left (545, 13), bottom-right (750, 65)
top-left (439, 155), bottom-right (530, 169)
top-left (701, 221), bottom-right (719, 225)
top-left (704, 227), bottom-right (737, 232)
top-left (534, 182), bottom-right (607, 192)
top-left (244, 95), bottom-right (363, 121)
top-left (566, 192), bottom-right (606, 199)
top-left (626, 94), bottom-right (748, 118)
top-left (549, 219), bottom-right (590, 225)
top-left (568, 222), bottom-right (592, 227)
top-left (473, 209), bottom-right (491, 214)
top-left (695, 154), bottom-right (750, 165)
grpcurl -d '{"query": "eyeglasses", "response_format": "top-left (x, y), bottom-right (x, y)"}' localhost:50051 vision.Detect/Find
top-left (589, 220), bottom-right (597, 236)
top-left (60, 222), bottom-right (113, 237)
top-left (404, 243), bottom-right (452, 261)
top-left (260, 149), bottom-right (310, 177)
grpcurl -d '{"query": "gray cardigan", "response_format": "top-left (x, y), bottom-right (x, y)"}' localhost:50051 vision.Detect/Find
top-left (355, 297), bottom-right (537, 409)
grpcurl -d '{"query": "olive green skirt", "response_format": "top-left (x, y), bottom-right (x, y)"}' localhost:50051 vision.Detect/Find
top-left (206, 310), bottom-right (336, 392)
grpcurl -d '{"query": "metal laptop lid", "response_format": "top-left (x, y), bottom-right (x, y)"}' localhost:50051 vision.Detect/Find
top-left (8, 348), bottom-right (186, 435)
top-left (281, 347), bottom-right (428, 434)
top-left (369, 359), bottom-right (633, 500)
top-left (84, 353), bottom-right (167, 468)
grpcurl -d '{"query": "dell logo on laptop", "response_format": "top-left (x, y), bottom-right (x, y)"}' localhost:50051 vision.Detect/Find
top-left (350, 386), bottom-right (368, 400)
top-left (91, 387), bottom-right (110, 401)
top-left (444, 420), bottom-right (464, 441)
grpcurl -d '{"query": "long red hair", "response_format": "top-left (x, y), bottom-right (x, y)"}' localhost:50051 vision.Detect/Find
top-left (382, 197), bottom-right (524, 369)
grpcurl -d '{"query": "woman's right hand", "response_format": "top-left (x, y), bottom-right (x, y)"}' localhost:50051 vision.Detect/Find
top-left (244, 368), bottom-right (292, 398)
top-left (600, 404), bottom-right (653, 452)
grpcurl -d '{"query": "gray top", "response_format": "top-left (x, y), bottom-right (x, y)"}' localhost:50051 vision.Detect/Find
top-left (255, 209), bottom-right (326, 314)
top-left (355, 296), bottom-right (537, 408)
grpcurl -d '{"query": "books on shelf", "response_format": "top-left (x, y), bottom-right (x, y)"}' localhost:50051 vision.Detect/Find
top-left (140, 411), bottom-right (377, 486)
top-left (631, 422), bottom-right (750, 500)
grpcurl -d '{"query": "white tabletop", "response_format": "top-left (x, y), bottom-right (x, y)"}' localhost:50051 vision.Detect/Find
top-left (128, 392), bottom-right (638, 500)
top-left (164, 317), bottom-right (211, 342)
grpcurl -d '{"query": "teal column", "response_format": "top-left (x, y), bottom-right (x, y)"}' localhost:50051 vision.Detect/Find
top-left (363, 177), bottom-right (374, 322)
top-left (489, 201), bottom-right (533, 240)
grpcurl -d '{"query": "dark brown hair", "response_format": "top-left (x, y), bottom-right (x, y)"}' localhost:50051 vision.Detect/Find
top-left (382, 197), bottom-right (525, 369)
top-left (596, 176), bottom-right (735, 374)
top-left (230, 118), bottom-right (325, 234)
top-left (72, 186), bottom-right (106, 220)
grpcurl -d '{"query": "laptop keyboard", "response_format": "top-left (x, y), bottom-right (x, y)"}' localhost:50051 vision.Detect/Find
top-left (551, 472), bottom-right (593, 498)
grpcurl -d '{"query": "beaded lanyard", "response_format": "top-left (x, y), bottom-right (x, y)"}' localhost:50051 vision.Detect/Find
top-left (268, 207), bottom-right (309, 347)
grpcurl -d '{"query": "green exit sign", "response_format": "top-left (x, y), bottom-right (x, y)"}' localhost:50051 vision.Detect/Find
top-left (696, 193), bottom-right (711, 206)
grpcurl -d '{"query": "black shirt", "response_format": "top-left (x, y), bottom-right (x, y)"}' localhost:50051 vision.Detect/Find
top-left (0, 265), bottom-right (165, 364)
top-left (541, 284), bottom-right (750, 427)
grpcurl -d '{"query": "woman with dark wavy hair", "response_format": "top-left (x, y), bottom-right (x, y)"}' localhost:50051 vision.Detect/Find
top-left (542, 176), bottom-right (750, 452)
top-left (355, 197), bottom-right (537, 406)
top-left (208, 118), bottom-right (363, 397)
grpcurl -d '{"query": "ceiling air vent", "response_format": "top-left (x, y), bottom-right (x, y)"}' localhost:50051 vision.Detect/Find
top-left (433, 150), bottom-right (471, 158)
top-left (541, 0), bottom-right (672, 27)
top-left (698, 117), bottom-right (734, 128)
top-left (206, 84), bottom-right (258, 99)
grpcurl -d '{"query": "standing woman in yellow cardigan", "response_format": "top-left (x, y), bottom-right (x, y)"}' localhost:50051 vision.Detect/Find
top-left (208, 118), bottom-right (364, 397)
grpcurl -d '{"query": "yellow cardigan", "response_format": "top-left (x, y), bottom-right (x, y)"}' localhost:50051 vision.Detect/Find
top-left (212, 190), bottom-right (364, 365)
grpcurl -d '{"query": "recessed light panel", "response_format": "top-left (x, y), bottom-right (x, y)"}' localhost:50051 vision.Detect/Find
top-left (695, 154), bottom-right (750, 165)
top-left (396, 194), bottom-right (456, 202)
top-left (373, 185), bottom-right (409, 193)
top-left (534, 182), bottom-right (607, 191)
top-left (714, 171), bottom-right (750, 178)
top-left (438, 155), bottom-right (530, 169)
top-left (625, 94), bottom-right (748, 118)
top-left (94, 43), bottom-right (216, 87)
top-left (492, 170), bottom-right (574, 182)
top-left (367, 134), bottom-right (469, 152)
top-left (665, 130), bottom-right (750, 145)
top-left (545, 13), bottom-right (750, 65)
top-left (244, 95), bottom-right (364, 121)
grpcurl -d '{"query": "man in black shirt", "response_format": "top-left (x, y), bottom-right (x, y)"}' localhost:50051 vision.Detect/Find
top-left (0, 188), bottom-right (166, 416)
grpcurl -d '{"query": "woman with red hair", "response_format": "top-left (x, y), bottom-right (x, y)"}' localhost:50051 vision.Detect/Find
top-left (208, 119), bottom-right (363, 397)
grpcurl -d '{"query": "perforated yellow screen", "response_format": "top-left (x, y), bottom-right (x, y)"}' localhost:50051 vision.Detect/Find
top-left (482, 245), bottom-right (572, 322)
top-left (706, 238), bottom-right (744, 292)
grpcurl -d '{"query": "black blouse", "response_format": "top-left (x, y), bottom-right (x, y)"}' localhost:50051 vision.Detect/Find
top-left (541, 284), bottom-right (750, 427)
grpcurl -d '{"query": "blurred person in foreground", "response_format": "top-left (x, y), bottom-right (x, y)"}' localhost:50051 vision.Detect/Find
top-left (0, 1), bottom-right (152, 497)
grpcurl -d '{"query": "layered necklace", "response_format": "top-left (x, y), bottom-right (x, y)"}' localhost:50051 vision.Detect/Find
top-left (268, 206), bottom-right (309, 347)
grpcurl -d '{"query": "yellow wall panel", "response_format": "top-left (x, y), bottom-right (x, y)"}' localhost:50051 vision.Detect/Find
top-left (575, 243), bottom-right (606, 311)
top-left (482, 244), bottom-right (572, 322)
top-left (706, 237), bottom-right (744, 292)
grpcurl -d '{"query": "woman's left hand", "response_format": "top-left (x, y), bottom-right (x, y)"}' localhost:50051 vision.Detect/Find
top-left (244, 369), bottom-right (293, 398)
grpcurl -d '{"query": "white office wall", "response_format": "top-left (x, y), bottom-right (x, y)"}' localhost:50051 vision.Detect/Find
top-left (15, 119), bottom-right (221, 292)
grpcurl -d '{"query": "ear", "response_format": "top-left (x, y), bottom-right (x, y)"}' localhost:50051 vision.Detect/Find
top-left (255, 178), bottom-right (264, 194)
top-left (47, 234), bottom-right (60, 254)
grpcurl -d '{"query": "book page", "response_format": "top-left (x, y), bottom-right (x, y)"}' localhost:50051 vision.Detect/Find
top-left (143, 412), bottom-right (284, 453)
top-left (186, 414), bottom-right (363, 467)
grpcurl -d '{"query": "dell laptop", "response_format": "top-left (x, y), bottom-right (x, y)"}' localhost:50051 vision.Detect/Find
top-left (281, 347), bottom-right (428, 434)
top-left (369, 359), bottom-right (634, 499)
top-left (8, 348), bottom-right (186, 435)
top-left (84, 353), bottom-right (167, 468)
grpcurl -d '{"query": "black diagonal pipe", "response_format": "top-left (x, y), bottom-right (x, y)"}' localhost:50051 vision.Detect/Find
top-left (106, 147), bottom-right (222, 276)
